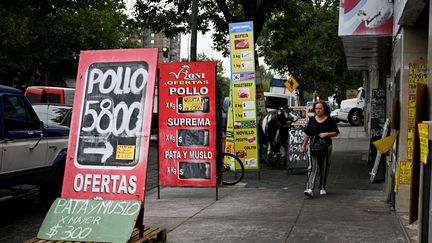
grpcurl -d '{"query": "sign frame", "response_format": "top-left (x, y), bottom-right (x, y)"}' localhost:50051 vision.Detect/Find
top-left (61, 48), bottom-right (158, 201)
top-left (158, 62), bottom-right (217, 187)
top-left (38, 198), bottom-right (141, 242)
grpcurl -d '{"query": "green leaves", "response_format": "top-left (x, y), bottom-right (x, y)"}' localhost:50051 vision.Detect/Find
top-left (0, 0), bottom-right (140, 85)
top-left (133, 0), bottom-right (285, 57)
top-left (258, 0), bottom-right (360, 101)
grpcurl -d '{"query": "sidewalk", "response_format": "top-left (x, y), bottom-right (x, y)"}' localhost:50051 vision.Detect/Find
top-left (143, 124), bottom-right (408, 242)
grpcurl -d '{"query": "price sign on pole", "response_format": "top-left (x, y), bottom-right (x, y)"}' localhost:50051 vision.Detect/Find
top-left (158, 62), bottom-right (217, 187)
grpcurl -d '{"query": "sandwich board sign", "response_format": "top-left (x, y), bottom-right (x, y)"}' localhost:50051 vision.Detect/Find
top-left (37, 198), bottom-right (141, 242)
top-left (38, 48), bottom-right (158, 242)
top-left (158, 62), bottom-right (217, 187)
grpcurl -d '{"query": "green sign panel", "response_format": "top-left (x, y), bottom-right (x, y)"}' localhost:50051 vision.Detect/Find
top-left (38, 198), bottom-right (141, 243)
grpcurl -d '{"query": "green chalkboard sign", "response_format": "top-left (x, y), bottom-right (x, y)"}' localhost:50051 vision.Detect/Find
top-left (38, 198), bottom-right (141, 243)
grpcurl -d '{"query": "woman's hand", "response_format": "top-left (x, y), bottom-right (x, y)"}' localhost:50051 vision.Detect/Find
top-left (319, 132), bottom-right (327, 138)
top-left (300, 145), bottom-right (307, 155)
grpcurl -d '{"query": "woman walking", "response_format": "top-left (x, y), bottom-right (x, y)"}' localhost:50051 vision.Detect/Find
top-left (300, 100), bottom-right (339, 197)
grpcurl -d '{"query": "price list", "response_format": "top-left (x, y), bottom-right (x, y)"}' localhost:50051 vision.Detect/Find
top-left (158, 62), bottom-right (217, 187)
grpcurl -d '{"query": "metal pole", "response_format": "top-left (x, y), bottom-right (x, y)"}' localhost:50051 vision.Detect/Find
top-left (190, 0), bottom-right (198, 61)
top-left (186, 35), bottom-right (191, 61)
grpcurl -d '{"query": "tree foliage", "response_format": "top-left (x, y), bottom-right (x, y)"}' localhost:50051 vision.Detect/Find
top-left (0, 0), bottom-right (140, 87)
top-left (134, 0), bottom-right (360, 101)
top-left (183, 53), bottom-right (231, 97)
top-left (258, 0), bottom-right (361, 101)
top-left (134, 0), bottom-right (294, 56)
top-left (258, 65), bottom-right (272, 92)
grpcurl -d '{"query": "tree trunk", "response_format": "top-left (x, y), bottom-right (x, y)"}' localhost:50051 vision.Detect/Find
top-left (298, 88), bottom-right (305, 106)
top-left (315, 80), bottom-right (328, 101)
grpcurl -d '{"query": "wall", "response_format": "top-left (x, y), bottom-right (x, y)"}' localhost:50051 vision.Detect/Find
top-left (428, 1), bottom-right (432, 241)
top-left (394, 26), bottom-right (428, 213)
top-left (391, 31), bottom-right (408, 211)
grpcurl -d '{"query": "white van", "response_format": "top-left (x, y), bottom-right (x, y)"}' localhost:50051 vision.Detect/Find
top-left (264, 92), bottom-right (298, 112)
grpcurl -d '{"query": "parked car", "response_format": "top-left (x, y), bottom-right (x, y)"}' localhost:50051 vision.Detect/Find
top-left (24, 86), bottom-right (75, 105)
top-left (0, 85), bottom-right (69, 204)
top-left (331, 108), bottom-right (340, 123)
top-left (32, 104), bottom-right (72, 127)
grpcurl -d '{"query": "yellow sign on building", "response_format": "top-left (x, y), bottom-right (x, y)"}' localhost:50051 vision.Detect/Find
top-left (399, 161), bottom-right (412, 184)
top-left (285, 75), bottom-right (299, 93)
top-left (418, 123), bottom-right (429, 164)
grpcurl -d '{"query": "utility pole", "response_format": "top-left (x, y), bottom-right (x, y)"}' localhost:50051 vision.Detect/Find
top-left (190, 0), bottom-right (198, 61)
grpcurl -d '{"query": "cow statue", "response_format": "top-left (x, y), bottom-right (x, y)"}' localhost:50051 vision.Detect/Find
top-left (261, 105), bottom-right (298, 168)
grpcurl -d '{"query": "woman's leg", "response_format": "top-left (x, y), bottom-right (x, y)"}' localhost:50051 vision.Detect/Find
top-left (319, 144), bottom-right (333, 190)
top-left (306, 154), bottom-right (319, 191)
top-left (317, 155), bottom-right (324, 189)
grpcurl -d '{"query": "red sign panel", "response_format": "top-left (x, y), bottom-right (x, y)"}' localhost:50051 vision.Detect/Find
top-left (158, 62), bottom-right (217, 187)
top-left (62, 48), bottom-right (158, 201)
top-left (339, 0), bottom-right (393, 36)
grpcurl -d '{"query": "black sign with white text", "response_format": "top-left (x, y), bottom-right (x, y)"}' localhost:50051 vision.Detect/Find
top-left (370, 88), bottom-right (386, 139)
top-left (77, 62), bottom-right (149, 166)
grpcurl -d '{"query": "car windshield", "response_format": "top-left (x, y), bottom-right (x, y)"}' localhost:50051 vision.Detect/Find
top-left (33, 104), bottom-right (71, 126)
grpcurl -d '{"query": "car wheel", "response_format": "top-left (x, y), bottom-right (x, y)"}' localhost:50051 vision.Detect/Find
top-left (40, 163), bottom-right (65, 206)
top-left (348, 110), bottom-right (362, 126)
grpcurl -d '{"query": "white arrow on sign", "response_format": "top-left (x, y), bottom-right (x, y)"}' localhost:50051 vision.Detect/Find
top-left (83, 140), bottom-right (114, 163)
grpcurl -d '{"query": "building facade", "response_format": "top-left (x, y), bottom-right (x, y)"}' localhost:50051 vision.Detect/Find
top-left (141, 29), bottom-right (181, 63)
top-left (339, 0), bottom-right (431, 241)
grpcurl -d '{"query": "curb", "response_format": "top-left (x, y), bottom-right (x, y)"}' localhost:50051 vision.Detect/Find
top-left (396, 212), bottom-right (418, 243)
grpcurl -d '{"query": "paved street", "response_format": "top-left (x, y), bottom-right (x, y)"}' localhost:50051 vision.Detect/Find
top-left (143, 124), bottom-right (408, 242)
top-left (0, 124), bottom-right (409, 242)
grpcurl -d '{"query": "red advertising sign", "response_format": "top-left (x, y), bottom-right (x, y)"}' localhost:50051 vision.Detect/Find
top-left (339, 0), bottom-right (393, 36)
top-left (158, 62), bottom-right (217, 187)
top-left (62, 49), bottom-right (158, 201)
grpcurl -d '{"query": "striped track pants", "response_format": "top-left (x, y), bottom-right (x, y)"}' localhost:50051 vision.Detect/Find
top-left (306, 144), bottom-right (333, 191)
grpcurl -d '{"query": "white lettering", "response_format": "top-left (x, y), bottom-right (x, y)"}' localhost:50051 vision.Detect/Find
top-left (168, 87), bottom-right (208, 96)
top-left (72, 174), bottom-right (138, 195)
top-left (167, 118), bottom-right (211, 127)
top-left (73, 174), bottom-right (84, 192)
top-left (87, 67), bottom-right (148, 95)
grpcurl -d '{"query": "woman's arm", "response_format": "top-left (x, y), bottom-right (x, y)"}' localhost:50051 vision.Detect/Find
top-left (320, 131), bottom-right (338, 138)
top-left (300, 134), bottom-right (310, 154)
top-left (319, 118), bottom-right (339, 138)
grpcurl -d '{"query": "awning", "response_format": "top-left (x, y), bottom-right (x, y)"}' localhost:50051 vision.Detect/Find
top-left (340, 35), bottom-right (392, 70)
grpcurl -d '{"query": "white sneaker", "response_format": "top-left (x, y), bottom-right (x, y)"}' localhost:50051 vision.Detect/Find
top-left (320, 189), bottom-right (327, 195)
top-left (304, 189), bottom-right (313, 198)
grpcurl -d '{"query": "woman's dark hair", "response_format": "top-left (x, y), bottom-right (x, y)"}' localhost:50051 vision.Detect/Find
top-left (313, 100), bottom-right (331, 116)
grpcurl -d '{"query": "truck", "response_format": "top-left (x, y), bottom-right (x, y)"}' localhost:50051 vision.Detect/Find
top-left (264, 92), bottom-right (298, 112)
top-left (336, 87), bottom-right (365, 126)
top-left (24, 86), bottom-right (75, 105)
top-left (0, 85), bottom-right (69, 204)
top-left (264, 78), bottom-right (299, 112)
